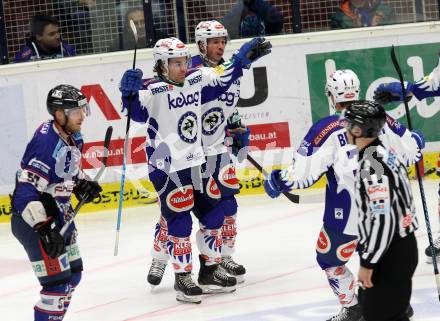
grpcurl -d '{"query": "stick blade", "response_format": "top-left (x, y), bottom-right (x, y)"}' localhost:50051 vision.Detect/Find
top-left (129, 19), bottom-right (138, 43)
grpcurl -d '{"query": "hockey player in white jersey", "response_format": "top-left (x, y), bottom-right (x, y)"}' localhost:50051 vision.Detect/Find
top-left (147, 21), bottom-right (249, 289)
top-left (264, 69), bottom-right (423, 321)
top-left (374, 56), bottom-right (440, 264)
top-left (119, 36), bottom-right (270, 303)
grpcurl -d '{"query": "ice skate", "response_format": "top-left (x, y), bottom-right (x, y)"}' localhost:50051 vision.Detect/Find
top-left (174, 272), bottom-right (202, 304)
top-left (220, 255), bottom-right (246, 283)
top-left (326, 303), bottom-right (363, 321)
top-left (198, 255), bottom-right (237, 294)
top-left (147, 259), bottom-right (167, 289)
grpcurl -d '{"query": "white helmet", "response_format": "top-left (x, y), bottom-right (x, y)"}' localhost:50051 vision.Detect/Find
top-left (153, 37), bottom-right (191, 76)
top-left (195, 20), bottom-right (228, 55)
top-left (325, 69), bottom-right (360, 109)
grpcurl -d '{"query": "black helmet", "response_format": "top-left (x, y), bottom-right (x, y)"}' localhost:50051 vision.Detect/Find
top-left (47, 84), bottom-right (89, 116)
top-left (342, 100), bottom-right (386, 138)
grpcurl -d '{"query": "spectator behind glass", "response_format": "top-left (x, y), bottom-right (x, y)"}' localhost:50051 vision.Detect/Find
top-left (15, 14), bottom-right (76, 62)
top-left (331, 0), bottom-right (395, 29)
top-left (56, 0), bottom-right (95, 54)
top-left (109, 8), bottom-right (168, 51)
top-left (221, 0), bottom-right (284, 39)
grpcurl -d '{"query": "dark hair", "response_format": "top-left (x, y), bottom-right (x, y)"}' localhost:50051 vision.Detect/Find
top-left (30, 14), bottom-right (59, 37)
top-left (153, 60), bottom-right (164, 76)
top-left (125, 7), bottom-right (144, 21)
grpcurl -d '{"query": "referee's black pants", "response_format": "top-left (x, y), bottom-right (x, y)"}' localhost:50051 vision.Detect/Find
top-left (358, 233), bottom-right (418, 321)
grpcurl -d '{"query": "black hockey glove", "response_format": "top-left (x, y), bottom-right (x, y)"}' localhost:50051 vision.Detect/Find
top-left (35, 218), bottom-right (65, 259)
top-left (73, 179), bottom-right (102, 203)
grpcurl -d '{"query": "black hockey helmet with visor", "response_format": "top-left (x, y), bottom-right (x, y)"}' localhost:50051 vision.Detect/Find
top-left (340, 100), bottom-right (386, 138)
top-left (47, 84), bottom-right (90, 117)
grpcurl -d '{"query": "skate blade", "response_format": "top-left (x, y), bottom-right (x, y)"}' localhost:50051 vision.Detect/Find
top-left (176, 292), bottom-right (201, 304)
top-left (199, 284), bottom-right (236, 294)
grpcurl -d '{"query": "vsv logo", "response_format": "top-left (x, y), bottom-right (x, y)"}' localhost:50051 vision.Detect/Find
top-left (168, 92), bottom-right (200, 109)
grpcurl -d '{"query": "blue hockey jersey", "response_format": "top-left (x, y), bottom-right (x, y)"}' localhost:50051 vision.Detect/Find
top-left (12, 120), bottom-right (84, 234)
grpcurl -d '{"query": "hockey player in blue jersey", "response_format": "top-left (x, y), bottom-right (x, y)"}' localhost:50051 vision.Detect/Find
top-left (10, 84), bottom-right (102, 321)
top-left (264, 69), bottom-right (423, 321)
top-left (119, 36), bottom-right (270, 303)
top-left (374, 55), bottom-right (440, 264)
top-left (146, 21), bottom-right (249, 289)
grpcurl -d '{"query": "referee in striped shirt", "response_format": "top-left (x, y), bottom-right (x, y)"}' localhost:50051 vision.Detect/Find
top-left (341, 100), bottom-right (419, 321)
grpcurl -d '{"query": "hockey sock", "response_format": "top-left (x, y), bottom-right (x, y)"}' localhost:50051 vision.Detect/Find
top-left (221, 214), bottom-right (237, 257)
top-left (166, 236), bottom-right (192, 273)
top-left (35, 283), bottom-right (69, 321)
top-left (151, 216), bottom-right (170, 262)
top-left (196, 226), bottom-right (222, 266)
top-left (325, 265), bottom-right (358, 307)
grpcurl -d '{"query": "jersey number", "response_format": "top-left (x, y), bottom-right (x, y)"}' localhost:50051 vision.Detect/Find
top-left (337, 133), bottom-right (347, 147)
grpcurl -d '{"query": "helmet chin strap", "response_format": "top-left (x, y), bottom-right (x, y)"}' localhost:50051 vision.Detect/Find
top-left (58, 112), bottom-right (72, 136)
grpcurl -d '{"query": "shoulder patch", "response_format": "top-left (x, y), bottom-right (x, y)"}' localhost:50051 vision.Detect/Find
top-left (311, 116), bottom-right (341, 146)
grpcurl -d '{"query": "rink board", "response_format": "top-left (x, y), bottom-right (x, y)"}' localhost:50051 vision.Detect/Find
top-left (0, 151), bottom-right (438, 223)
top-left (1, 22), bottom-right (440, 223)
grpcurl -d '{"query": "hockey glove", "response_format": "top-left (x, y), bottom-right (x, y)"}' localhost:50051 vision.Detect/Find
top-left (226, 127), bottom-right (250, 160)
top-left (35, 218), bottom-right (65, 259)
top-left (264, 169), bottom-right (292, 199)
top-left (73, 179), bottom-right (102, 203)
top-left (373, 82), bottom-right (413, 104)
top-left (233, 37), bottom-right (272, 68)
top-left (119, 68), bottom-right (143, 97)
top-left (411, 129), bottom-right (425, 150)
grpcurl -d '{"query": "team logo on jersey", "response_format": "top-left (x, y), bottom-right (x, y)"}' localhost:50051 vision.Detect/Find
top-left (166, 186), bottom-right (194, 212)
top-left (316, 227), bottom-right (331, 254)
top-left (202, 108), bottom-right (225, 135)
top-left (336, 240), bottom-right (357, 262)
top-left (334, 208), bottom-right (343, 220)
top-left (178, 111), bottom-right (198, 143)
top-left (207, 176), bottom-right (221, 199)
top-left (219, 164), bottom-right (240, 189)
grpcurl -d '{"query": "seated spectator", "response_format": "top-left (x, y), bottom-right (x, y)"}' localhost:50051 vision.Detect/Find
top-left (15, 14), bottom-right (76, 62)
top-left (109, 8), bottom-right (168, 51)
top-left (222, 0), bottom-right (284, 39)
top-left (331, 0), bottom-right (395, 29)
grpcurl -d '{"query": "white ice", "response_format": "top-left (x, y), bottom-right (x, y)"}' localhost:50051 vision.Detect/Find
top-left (1, 180), bottom-right (440, 321)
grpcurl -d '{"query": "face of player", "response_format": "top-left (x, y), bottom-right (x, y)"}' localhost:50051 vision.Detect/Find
top-left (55, 107), bottom-right (87, 134)
top-left (206, 37), bottom-right (226, 64)
top-left (37, 24), bottom-right (61, 51)
top-left (167, 57), bottom-right (189, 83)
top-left (127, 10), bottom-right (146, 39)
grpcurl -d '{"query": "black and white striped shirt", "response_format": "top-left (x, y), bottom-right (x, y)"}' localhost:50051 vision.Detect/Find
top-left (355, 139), bottom-right (419, 269)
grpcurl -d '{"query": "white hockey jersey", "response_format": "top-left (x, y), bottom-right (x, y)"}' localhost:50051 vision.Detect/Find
top-left (282, 113), bottom-right (422, 236)
top-left (123, 59), bottom-right (243, 172)
top-left (192, 55), bottom-right (241, 156)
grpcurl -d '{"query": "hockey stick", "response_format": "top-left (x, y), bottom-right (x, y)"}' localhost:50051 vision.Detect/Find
top-left (114, 20), bottom-right (138, 256)
top-left (246, 154), bottom-right (324, 204)
top-left (390, 45), bottom-right (440, 301)
top-left (60, 126), bottom-right (113, 236)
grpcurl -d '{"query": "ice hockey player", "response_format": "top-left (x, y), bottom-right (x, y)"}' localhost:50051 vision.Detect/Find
top-left (10, 84), bottom-right (102, 321)
top-left (147, 21), bottom-right (249, 290)
top-left (119, 36), bottom-right (271, 303)
top-left (342, 100), bottom-right (418, 321)
top-left (263, 69), bottom-right (423, 321)
top-left (374, 55), bottom-right (440, 264)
